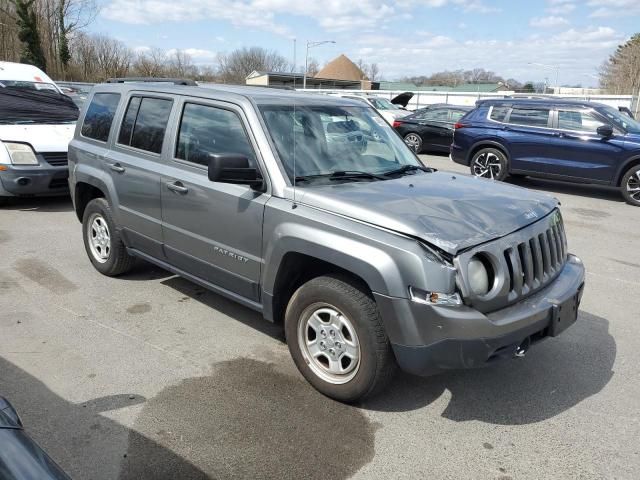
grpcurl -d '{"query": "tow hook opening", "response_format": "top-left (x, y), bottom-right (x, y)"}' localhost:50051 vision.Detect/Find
top-left (514, 337), bottom-right (531, 358)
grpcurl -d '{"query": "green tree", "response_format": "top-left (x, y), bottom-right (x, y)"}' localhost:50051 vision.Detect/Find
top-left (13, 0), bottom-right (46, 71)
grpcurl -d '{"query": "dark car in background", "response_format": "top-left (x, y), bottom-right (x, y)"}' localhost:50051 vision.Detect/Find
top-left (393, 105), bottom-right (471, 153)
top-left (0, 396), bottom-right (71, 479)
top-left (451, 98), bottom-right (640, 206)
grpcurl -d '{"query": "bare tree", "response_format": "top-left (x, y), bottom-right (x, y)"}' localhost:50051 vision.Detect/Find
top-left (218, 46), bottom-right (289, 84)
top-left (367, 63), bottom-right (379, 82)
top-left (600, 33), bottom-right (640, 95)
top-left (306, 57), bottom-right (320, 76)
top-left (166, 49), bottom-right (197, 77)
top-left (133, 47), bottom-right (167, 77)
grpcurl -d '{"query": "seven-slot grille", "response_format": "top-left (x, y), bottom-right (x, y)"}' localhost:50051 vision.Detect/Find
top-left (41, 152), bottom-right (68, 167)
top-left (503, 216), bottom-right (567, 297)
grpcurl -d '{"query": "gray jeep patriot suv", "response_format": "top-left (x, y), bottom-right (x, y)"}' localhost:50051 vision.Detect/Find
top-left (69, 83), bottom-right (585, 402)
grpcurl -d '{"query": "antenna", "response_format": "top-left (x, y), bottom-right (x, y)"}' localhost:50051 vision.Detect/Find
top-left (293, 95), bottom-right (297, 207)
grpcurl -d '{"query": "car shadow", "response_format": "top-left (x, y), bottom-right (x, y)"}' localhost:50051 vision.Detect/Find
top-left (2, 196), bottom-right (74, 212)
top-left (160, 275), bottom-right (285, 342)
top-left (363, 311), bottom-right (615, 423)
top-left (0, 356), bottom-right (209, 480)
top-left (506, 177), bottom-right (624, 203)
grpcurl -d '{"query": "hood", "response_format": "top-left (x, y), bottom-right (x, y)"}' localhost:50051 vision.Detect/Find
top-left (391, 92), bottom-right (414, 108)
top-left (0, 124), bottom-right (75, 152)
top-left (296, 171), bottom-right (558, 254)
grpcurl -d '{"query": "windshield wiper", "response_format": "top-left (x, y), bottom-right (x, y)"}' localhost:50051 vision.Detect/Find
top-left (382, 164), bottom-right (432, 177)
top-left (296, 170), bottom-right (386, 183)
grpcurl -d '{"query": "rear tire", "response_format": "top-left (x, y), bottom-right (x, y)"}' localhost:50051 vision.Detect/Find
top-left (621, 165), bottom-right (640, 206)
top-left (82, 198), bottom-right (135, 276)
top-left (285, 275), bottom-right (396, 403)
top-left (404, 133), bottom-right (423, 154)
top-left (470, 147), bottom-right (509, 181)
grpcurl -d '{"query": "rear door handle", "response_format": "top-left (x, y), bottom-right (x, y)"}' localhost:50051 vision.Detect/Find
top-left (166, 181), bottom-right (189, 194)
top-left (110, 163), bottom-right (125, 173)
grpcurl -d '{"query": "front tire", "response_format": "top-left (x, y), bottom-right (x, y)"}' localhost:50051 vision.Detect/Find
top-left (404, 133), bottom-right (423, 154)
top-left (82, 198), bottom-right (135, 276)
top-left (621, 165), bottom-right (640, 206)
top-left (285, 275), bottom-right (396, 403)
top-left (470, 147), bottom-right (508, 181)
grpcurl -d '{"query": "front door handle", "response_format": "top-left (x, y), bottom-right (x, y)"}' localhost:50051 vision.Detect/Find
top-left (166, 181), bottom-right (189, 194)
top-left (110, 163), bottom-right (125, 173)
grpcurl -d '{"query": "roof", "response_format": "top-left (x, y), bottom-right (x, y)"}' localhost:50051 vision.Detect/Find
top-left (315, 55), bottom-right (367, 82)
top-left (91, 82), bottom-right (365, 107)
top-left (0, 61), bottom-right (55, 85)
top-left (246, 70), bottom-right (360, 84)
top-left (476, 97), bottom-right (603, 108)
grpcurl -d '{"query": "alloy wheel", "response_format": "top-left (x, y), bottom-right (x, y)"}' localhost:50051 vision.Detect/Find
top-left (472, 152), bottom-right (503, 179)
top-left (626, 169), bottom-right (640, 202)
top-left (404, 133), bottom-right (422, 153)
top-left (88, 213), bottom-right (111, 263)
top-left (297, 303), bottom-right (361, 385)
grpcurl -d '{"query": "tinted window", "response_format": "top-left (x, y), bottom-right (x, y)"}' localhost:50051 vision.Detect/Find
top-left (508, 108), bottom-right (550, 127)
top-left (557, 110), bottom-right (604, 133)
top-left (489, 105), bottom-right (509, 122)
top-left (118, 96), bottom-right (172, 154)
top-left (176, 103), bottom-right (256, 166)
top-left (414, 109), bottom-right (449, 122)
top-left (118, 96), bottom-right (141, 146)
top-left (81, 93), bottom-right (120, 141)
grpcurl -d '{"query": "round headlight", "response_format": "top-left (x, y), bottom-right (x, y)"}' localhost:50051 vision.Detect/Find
top-left (468, 256), bottom-right (490, 295)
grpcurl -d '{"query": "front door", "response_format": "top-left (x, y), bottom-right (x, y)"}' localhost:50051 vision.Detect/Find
top-left (105, 94), bottom-right (174, 257)
top-left (160, 99), bottom-right (268, 302)
top-left (544, 107), bottom-right (625, 182)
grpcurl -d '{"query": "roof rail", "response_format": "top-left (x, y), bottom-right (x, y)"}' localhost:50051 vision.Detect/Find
top-left (104, 77), bottom-right (197, 86)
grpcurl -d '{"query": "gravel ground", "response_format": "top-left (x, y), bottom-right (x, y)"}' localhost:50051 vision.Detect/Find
top-left (0, 153), bottom-right (638, 479)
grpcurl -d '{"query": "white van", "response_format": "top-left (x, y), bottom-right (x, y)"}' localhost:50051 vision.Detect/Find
top-left (0, 62), bottom-right (79, 205)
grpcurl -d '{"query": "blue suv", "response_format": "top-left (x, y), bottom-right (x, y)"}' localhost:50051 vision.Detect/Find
top-left (451, 98), bottom-right (640, 206)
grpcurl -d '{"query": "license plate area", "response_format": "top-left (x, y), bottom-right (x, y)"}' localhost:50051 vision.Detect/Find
top-left (549, 288), bottom-right (581, 336)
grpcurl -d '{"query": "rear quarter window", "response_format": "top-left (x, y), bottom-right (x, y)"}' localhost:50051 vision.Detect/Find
top-left (81, 93), bottom-right (121, 142)
top-left (489, 105), bottom-right (510, 122)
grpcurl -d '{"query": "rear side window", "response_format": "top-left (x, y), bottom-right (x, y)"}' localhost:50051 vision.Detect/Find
top-left (508, 108), bottom-right (550, 128)
top-left (414, 109), bottom-right (449, 122)
top-left (117, 96), bottom-right (172, 154)
top-left (489, 105), bottom-right (509, 122)
top-left (450, 110), bottom-right (467, 122)
top-left (176, 103), bottom-right (256, 166)
top-left (81, 93), bottom-right (121, 142)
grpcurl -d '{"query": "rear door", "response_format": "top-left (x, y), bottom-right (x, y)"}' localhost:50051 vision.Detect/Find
top-left (501, 106), bottom-right (557, 173)
top-left (544, 107), bottom-right (625, 182)
top-left (160, 98), bottom-right (268, 302)
top-left (413, 108), bottom-right (453, 150)
top-left (104, 93), bottom-right (174, 257)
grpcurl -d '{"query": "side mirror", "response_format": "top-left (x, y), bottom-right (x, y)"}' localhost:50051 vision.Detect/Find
top-left (207, 153), bottom-right (263, 189)
top-left (597, 125), bottom-right (614, 137)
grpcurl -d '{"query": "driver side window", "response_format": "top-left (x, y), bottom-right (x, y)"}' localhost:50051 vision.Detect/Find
top-left (176, 103), bottom-right (256, 166)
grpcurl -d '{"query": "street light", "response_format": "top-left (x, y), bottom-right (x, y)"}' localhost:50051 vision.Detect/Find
top-left (528, 62), bottom-right (559, 93)
top-left (303, 40), bottom-right (336, 90)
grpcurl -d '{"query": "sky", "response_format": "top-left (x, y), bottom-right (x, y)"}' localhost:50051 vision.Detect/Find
top-left (90, 0), bottom-right (640, 86)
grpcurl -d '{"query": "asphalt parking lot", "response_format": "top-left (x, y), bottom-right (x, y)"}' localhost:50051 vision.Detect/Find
top-left (1, 153), bottom-right (639, 480)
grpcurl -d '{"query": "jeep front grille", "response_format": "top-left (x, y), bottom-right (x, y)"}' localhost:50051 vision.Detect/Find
top-left (455, 210), bottom-right (568, 313)
top-left (503, 219), bottom-right (566, 297)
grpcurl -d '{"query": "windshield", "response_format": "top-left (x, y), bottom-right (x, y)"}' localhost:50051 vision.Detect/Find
top-left (259, 104), bottom-right (422, 183)
top-left (598, 105), bottom-right (640, 134)
top-left (368, 97), bottom-right (399, 111)
top-left (0, 80), bottom-right (58, 92)
top-left (0, 82), bottom-right (78, 124)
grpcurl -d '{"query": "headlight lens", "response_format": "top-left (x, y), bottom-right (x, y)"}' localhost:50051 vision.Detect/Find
top-left (468, 256), bottom-right (490, 295)
top-left (4, 143), bottom-right (39, 165)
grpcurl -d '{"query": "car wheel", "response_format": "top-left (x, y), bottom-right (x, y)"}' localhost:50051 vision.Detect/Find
top-left (285, 275), bottom-right (396, 403)
top-left (404, 133), bottom-right (423, 153)
top-left (621, 165), bottom-right (640, 206)
top-left (470, 147), bottom-right (508, 181)
top-left (82, 197), bottom-right (135, 276)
